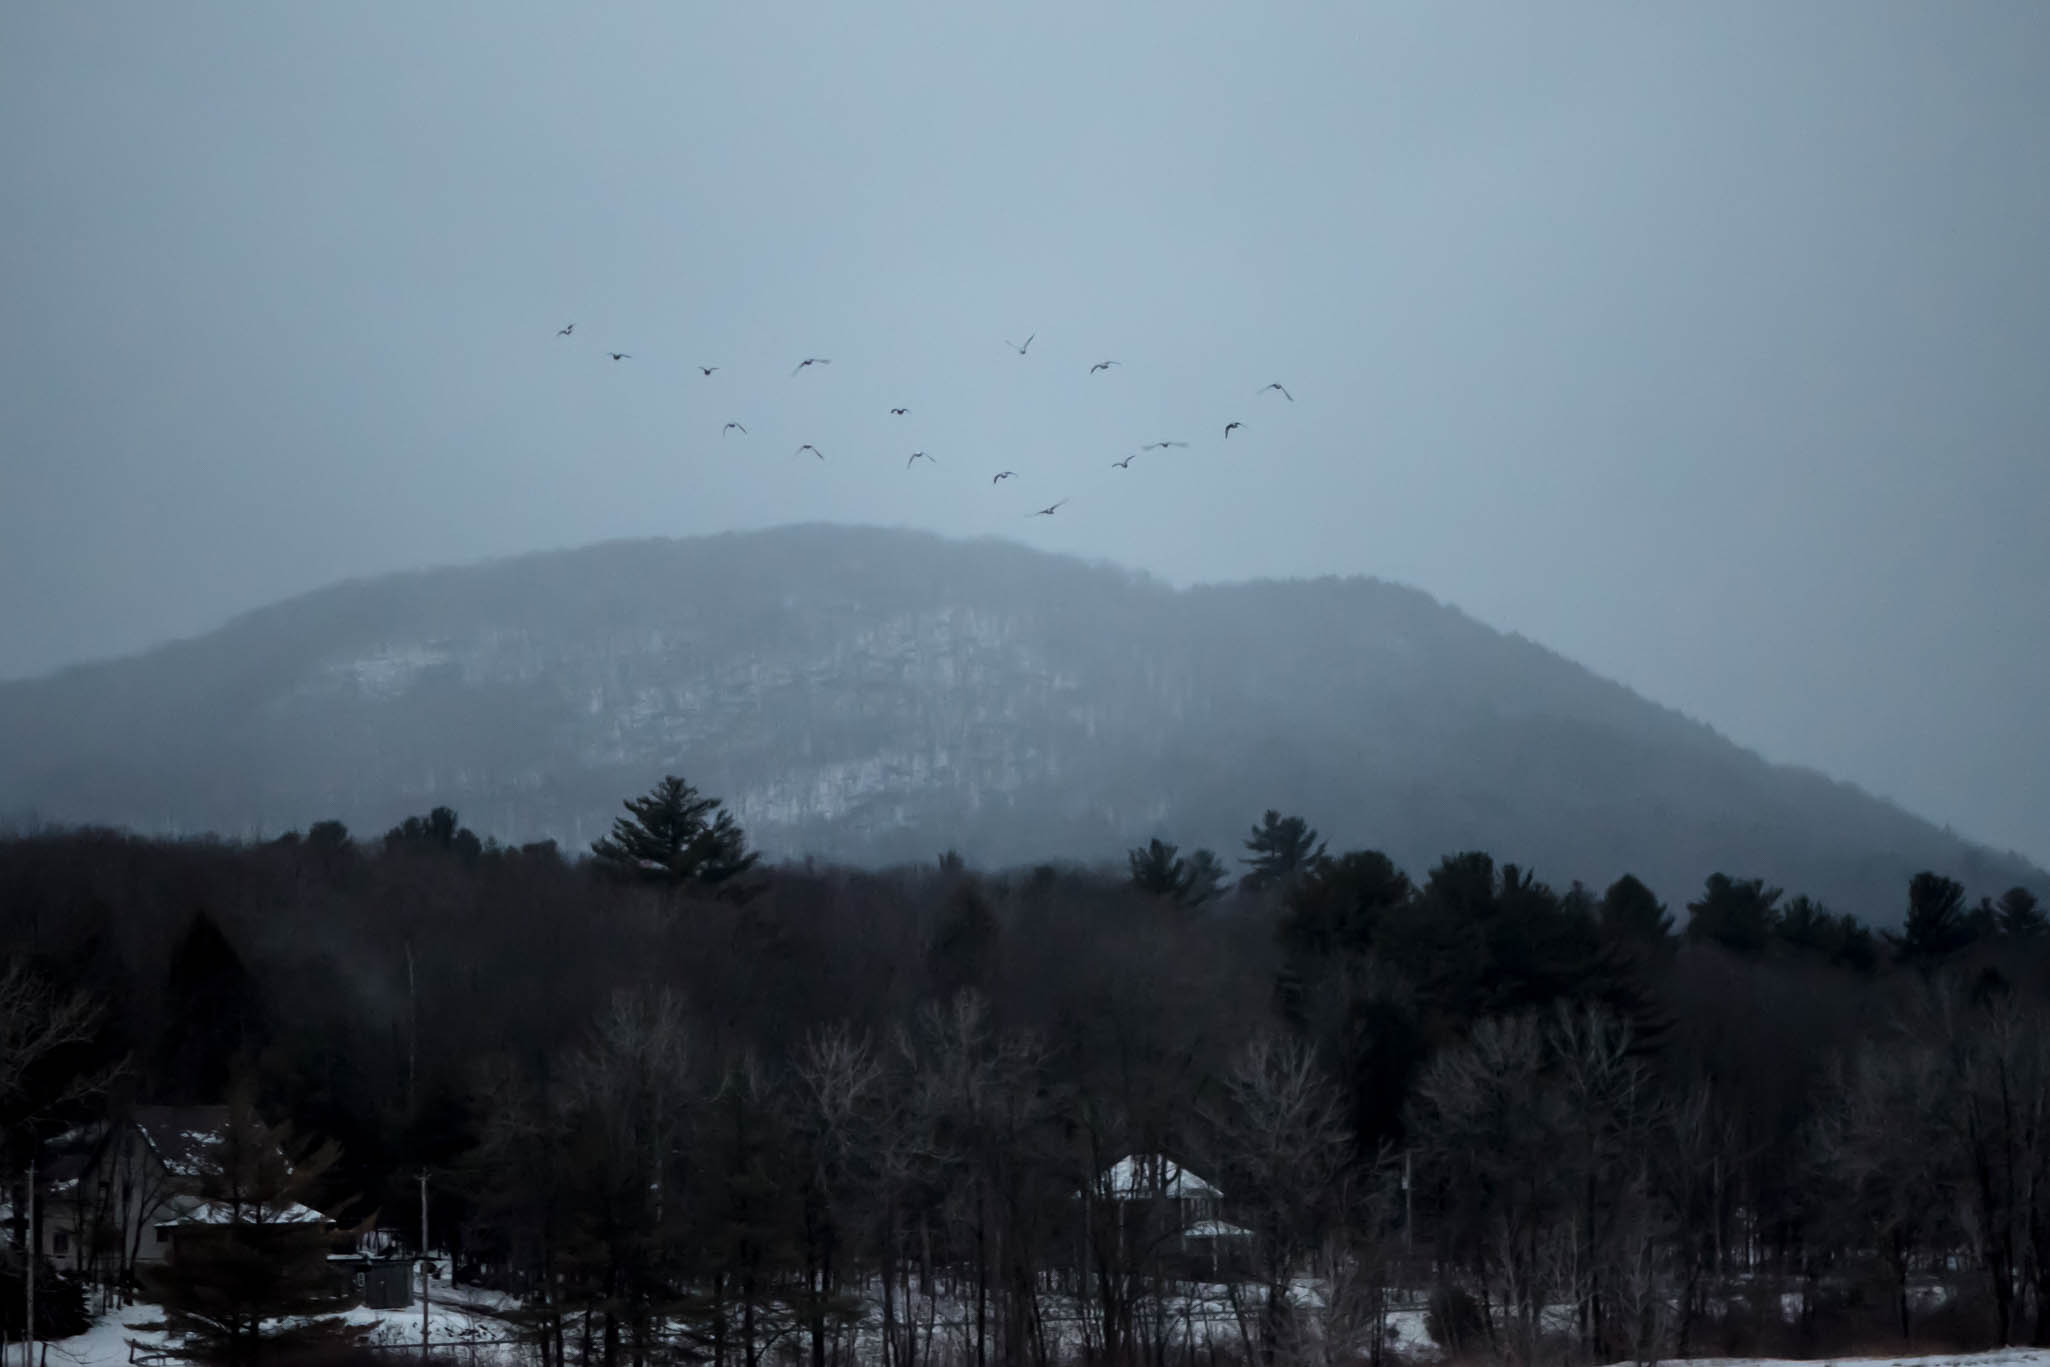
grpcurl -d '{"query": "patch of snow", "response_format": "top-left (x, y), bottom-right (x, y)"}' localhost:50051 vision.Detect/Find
top-left (1092, 1153), bottom-right (1223, 1200)
top-left (1183, 1219), bottom-right (1254, 1239)
top-left (178, 1198), bottom-right (327, 1224)
top-left (322, 645), bottom-right (457, 700)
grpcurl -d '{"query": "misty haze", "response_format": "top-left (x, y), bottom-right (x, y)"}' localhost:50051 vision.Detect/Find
top-left (3, 6), bottom-right (2048, 1367)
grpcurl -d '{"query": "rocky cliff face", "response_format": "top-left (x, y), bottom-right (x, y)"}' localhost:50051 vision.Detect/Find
top-left (1, 523), bottom-right (2040, 921)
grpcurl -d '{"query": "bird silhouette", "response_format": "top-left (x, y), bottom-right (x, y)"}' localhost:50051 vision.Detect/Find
top-left (608, 352), bottom-right (631, 361)
top-left (907, 451), bottom-right (934, 468)
top-left (1142, 441), bottom-right (1188, 451)
top-left (698, 366), bottom-right (719, 376)
top-left (1005, 333), bottom-right (1035, 355)
top-left (792, 357), bottom-right (831, 376)
top-left (1089, 361), bottom-right (1119, 374)
top-left (1030, 499), bottom-right (1067, 517)
top-left (723, 422), bottom-right (747, 436)
top-left (796, 444), bottom-right (824, 460)
top-left (889, 407), bottom-right (909, 416)
top-left (1225, 421), bottom-right (1243, 438)
top-left (1259, 382), bottom-right (1293, 401)
top-left (992, 471), bottom-right (1015, 483)
top-left (556, 324), bottom-right (574, 337)
top-left (1112, 454), bottom-right (1139, 469)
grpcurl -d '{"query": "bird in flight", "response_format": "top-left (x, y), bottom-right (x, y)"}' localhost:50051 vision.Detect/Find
top-left (1005, 333), bottom-right (1035, 355)
top-left (698, 366), bottom-right (719, 376)
top-left (1030, 499), bottom-right (1068, 517)
top-left (556, 323), bottom-right (574, 337)
top-left (792, 357), bottom-right (831, 376)
top-left (992, 471), bottom-right (1015, 483)
top-left (608, 352), bottom-right (631, 361)
top-left (1112, 454), bottom-right (1139, 469)
top-left (723, 422), bottom-right (747, 436)
top-left (1225, 421), bottom-right (1243, 438)
top-left (796, 444), bottom-right (824, 460)
top-left (1089, 361), bottom-right (1119, 374)
top-left (907, 451), bottom-right (934, 468)
top-left (1259, 382), bottom-right (1293, 401)
top-left (1142, 440), bottom-right (1188, 451)
top-left (889, 407), bottom-right (909, 416)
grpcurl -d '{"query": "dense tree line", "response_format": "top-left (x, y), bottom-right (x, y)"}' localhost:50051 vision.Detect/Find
top-left (1, 776), bottom-right (2047, 1366)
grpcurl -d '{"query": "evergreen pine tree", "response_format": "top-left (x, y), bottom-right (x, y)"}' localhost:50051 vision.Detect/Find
top-left (927, 880), bottom-right (1000, 998)
top-left (1126, 838), bottom-right (1192, 900)
top-left (682, 1064), bottom-right (795, 1367)
top-left (1278, 849), bottom-right (1411, 960)
top-left (1776, 895), bottom-right (1836, 953)
top-left (1683, 873), bottom-right (1783, 957)
top-left (1182, 848), bottom-right (1231, 906)
top-left (1995, 886), bottom-right (2046, 940)
top-left (0, 1256), bottom-right (91, 1340)
top-left (1832, 912), bottom-right (1880, 973)
top-left (1598, 874), bottom-right (1673, 946)
top-left (590, 775), bottom-right (760, 889)
top-left (157, 913), bottom-right (269, 1104)
top-left (1887, 871), bottom-right (1975, 966)
top-left (383, 806), bottom-right (482, 858)
top-left (143, 1086), bottom-right (363, 1367)
top-left (1239, 810), bottom-right (1328, 890)
top-left (304, 820), bottom-right (351, 851)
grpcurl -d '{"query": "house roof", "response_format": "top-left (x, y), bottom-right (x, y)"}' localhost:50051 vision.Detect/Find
top-left (1184, 1219), bottom-right (1254, 1240)
top-left (131, 1106), bottom-right (234, 1179)
top-left (39, 1150), bottom-right (90, 1195)
top-left (170, 1199), bottom-right (328, 1226)
top-left (1092, 1154), bottom-right (1224, 1201)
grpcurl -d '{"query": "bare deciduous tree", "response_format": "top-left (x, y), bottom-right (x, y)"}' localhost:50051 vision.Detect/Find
top-left (0, 958), bottom-right (113, 1125)
top-left (1204, 1032), bottom-right (1352, 1366)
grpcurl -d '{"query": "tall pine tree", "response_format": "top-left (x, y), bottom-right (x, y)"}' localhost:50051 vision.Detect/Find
top-left (156, 913), bottom-right (268, 1104)
top-left (1126, 839), bottom-right (1193, 900)
top-left (1684, 874), bottom-right (1783, 957)
top-left (590, 775), bottom-right (760, 890)
top-left (1888, 871), bottom-right (1975, 967)
top-left (1995, 886), bottom-right (2046, 940)
top-left (1239, 810), bottom-right (1327, 890)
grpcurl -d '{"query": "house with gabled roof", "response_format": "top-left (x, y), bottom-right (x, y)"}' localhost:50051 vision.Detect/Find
top-left (38, 1105), bottom-right (329, 1282)
top-left (1074, 1152), bottom-right (1254, 1281)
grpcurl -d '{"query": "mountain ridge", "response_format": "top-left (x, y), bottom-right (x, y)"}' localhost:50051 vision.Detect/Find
top-left (1, 523), bottom-right (2040, 922)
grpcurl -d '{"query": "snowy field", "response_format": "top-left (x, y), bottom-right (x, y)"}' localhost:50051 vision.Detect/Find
top-left (29, 1272), bottom-right (2050, 1367)
top-left (37, 1270), bottom-right (524, 1367)
top-left (1611, 1357), bottom-right (2050, 1367)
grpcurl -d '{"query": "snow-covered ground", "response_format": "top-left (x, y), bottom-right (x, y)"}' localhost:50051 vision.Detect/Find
top-left (33, 1273), bottom-right (2050, 1367)
top-left (37, 1268), bottom-right (520, 1367)
top-left (1603, 1356), bottom-right (2050, 1367)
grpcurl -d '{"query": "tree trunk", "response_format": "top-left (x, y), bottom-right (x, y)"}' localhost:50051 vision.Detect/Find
top-left (711, 1270), bottom-right (727, 1367)
top-left (975, 1190), bottom-right (988, 1367)
top-left (881, 1199), bottom-right (898, 1367)
top-left (1894, 1229), bottom-right (1912, 1344)
top-left (742, 1260), bottom-right (758, 1367)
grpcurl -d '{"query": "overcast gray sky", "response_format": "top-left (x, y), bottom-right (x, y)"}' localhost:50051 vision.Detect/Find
top-left (3, 2), bottom-right (2046, 866)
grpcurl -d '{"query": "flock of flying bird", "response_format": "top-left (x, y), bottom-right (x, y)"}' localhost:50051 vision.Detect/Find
top-left (550, 321), bottom-right (1294, 519)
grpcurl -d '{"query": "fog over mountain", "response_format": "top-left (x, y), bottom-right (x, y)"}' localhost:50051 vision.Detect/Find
top-left (1, 525), bottom-right (2037, 922)
top-left (7, 4), bottom-right (2049, 871)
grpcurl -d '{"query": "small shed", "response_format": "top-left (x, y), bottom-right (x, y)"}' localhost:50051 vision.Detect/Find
top-left (331, 1254), bottom-right (413, 1309)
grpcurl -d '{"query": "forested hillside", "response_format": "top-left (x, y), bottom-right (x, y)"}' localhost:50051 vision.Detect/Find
top-left (0, 526), bottom-right (2038, 923)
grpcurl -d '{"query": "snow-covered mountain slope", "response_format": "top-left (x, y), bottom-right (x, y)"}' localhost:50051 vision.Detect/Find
top-left (0, 524), bottom-right (2039, 919)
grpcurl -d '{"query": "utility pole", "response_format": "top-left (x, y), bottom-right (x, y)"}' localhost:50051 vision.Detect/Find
top-left (406, 941), bottom-right (418, 1118)
top-left (24, 1154), bottom-right (35, 1367)
top-left (418, 1169), bottom-right (430, 1363)
top-left (1402, 1148), bottom-right (1413, 1253)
